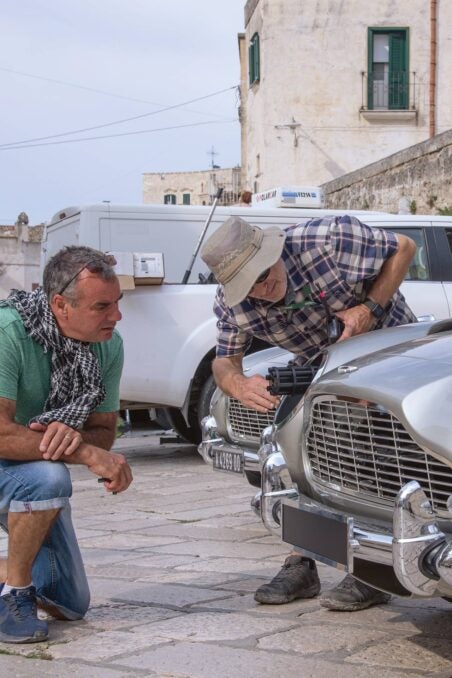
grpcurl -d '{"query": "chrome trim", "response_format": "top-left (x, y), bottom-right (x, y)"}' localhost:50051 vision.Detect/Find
top-left (393, 480), bottom-right (446, 596)
top-left (199, 415), bottom-right (260, 474)
top-left (243, 450), bottom-right (260, 473)
top-left (198, 415), bottom-right (219, 464)
top-left (260, 439), bottom-right (298, 536)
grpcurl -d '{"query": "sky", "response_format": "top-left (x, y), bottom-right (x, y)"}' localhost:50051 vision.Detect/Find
top-left (0, 0), bottom-right (245, 224)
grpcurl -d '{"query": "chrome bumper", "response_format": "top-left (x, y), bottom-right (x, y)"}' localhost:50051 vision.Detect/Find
top-left (198, 415), bottom-right (259, 474)
top-left (259, 435), bottom-right (452, 597)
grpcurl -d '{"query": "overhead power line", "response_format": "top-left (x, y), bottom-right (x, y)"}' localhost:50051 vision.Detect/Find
top-left (0, 65), bottom-right (235, 120)
top-left (0, 85), bottom-right (238, 149)
top-left (0, 119), bottom-right (238, 151)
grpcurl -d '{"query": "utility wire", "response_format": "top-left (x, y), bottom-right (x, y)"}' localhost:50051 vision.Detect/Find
top-left (0, 119), bottom-right (238, 151)
top-left (0, 85), bottom-right (238, 149)
top-left (0, 65), bottom-right (234, 121)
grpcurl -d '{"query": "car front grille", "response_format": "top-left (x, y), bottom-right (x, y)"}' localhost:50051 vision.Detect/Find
top-left (306, 397), bottom-right (452, 517)
top-left (228, 398), bottom-right (274, 443)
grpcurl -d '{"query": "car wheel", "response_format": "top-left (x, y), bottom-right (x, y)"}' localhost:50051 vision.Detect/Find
top-left (166, 375), bottom-right (217, 445)
top-left (166, 408), bottom-right (199, 445)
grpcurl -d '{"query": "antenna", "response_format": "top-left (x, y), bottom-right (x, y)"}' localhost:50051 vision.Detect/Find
top-left (207, 145), bottom-right (219, 169)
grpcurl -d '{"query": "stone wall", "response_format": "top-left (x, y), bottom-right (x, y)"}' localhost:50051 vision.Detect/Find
top-left (322, 128), bottom-right (452, 214)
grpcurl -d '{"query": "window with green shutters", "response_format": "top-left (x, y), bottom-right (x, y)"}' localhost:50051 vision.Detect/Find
top-left (182, 193), bottom-right (191, 205)
top-left (249, 33), bottom-right (260, 86)
top-left (163, 194), bottom-right (176, 205)
top-left (367, 28), bottom-right (409, 110)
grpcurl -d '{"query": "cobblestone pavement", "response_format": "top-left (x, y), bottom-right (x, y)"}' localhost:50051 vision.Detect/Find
top-left (1, 432), bottom-right (452, 677)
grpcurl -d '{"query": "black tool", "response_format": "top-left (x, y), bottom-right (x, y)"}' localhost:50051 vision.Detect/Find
top-left (327, 316), bottom-right (345, 343)
top-left (266, 365), bottom-right (318, 396)
top-left (97, 477), bottom-right (117, 495)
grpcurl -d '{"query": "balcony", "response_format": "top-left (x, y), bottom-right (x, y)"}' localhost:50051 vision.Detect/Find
top-left (360, 71), bottom-right (417, 123)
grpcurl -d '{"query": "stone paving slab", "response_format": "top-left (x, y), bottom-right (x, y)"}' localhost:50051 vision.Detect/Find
top-left (111, 641), bottom-right (417, 677)
top-left (2, 434), bottom-right (452, 676)
top-left (0, 655), bottom-right (135, 677)
top-left (89, 577), bottom-right (238, 609)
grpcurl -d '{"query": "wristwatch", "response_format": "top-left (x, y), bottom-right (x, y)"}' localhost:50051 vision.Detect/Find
top-left (363, 297), bottom-right (386, 319)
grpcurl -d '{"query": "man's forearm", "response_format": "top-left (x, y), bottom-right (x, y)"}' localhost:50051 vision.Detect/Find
top-left (212, 356), bottom-right (246, 398)
top-left (367, 234), bottom-right (417, 307)
top-left (81, 425), bottom-right (116, 452)
top-left (0, 419), bottom-right (96, 465)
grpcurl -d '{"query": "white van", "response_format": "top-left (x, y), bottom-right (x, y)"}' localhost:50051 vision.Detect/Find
top-left (42, 203), bottom-right (452, 442)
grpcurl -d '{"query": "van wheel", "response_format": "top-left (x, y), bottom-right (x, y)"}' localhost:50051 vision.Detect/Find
top-left (166, 375), bottom-right (217, 445)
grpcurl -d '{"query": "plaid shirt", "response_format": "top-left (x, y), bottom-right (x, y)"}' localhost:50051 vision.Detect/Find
top-left (213, 215), bottom-right (417, 361)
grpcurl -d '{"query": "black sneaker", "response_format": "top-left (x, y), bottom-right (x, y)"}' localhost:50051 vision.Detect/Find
top-left (254, 555), bottom-right (320, 604)
top-left (0, 585), bottom-right (49, 643)
top-left (319, 574), bottom-right (391, 611)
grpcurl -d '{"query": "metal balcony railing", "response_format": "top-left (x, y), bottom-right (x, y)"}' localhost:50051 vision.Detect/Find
top-left (361, 71), bottom-right (416, 112)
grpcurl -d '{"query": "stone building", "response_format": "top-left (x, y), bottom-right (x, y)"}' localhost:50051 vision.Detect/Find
top-left (239, 0), bottom-right (451, 193)
top-left (143, 167), bottom-right (242, 206)
top-left (0, 214), bottom-right (44, 298)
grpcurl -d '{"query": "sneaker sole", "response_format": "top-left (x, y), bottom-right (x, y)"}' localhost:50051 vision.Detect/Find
top-left (0, 630), bottom-right (48, 643)
top-left (254, 583), bottom-right (321, 605)
top-left (319, 594), bottom-right (391, 612)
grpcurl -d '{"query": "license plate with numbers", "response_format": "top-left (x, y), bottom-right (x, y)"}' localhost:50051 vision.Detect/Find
top-left (213, 449), bottom-right (244, 474)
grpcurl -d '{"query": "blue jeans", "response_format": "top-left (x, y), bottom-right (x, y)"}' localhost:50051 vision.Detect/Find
top-left (0, 459), bottom-right (90, 620)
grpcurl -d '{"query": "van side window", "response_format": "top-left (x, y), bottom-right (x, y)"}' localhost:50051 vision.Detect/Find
top-left (389, 227), bottom-right (429, 281)
top-left (445, 229), bottom-right (452, 256)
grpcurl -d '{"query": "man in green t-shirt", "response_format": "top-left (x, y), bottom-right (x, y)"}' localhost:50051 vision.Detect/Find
top-left (0, 246), bottom-right (133, 644)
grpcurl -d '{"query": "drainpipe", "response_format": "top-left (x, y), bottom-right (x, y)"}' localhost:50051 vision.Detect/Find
top-left (429, 0), bottom-right (437, 137)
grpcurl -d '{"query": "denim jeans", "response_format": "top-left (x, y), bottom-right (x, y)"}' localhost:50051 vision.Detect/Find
top-left (0, 459), bottom-right (90, 620)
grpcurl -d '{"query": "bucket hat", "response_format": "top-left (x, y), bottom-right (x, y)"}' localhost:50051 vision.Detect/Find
top-left (201, 216), bottom-right (286, 307)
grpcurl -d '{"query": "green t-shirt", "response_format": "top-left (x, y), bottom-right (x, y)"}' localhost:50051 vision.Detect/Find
top-left (0, 307), bottom-right (124, 426)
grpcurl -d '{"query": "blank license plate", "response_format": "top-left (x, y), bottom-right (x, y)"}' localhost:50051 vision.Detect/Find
top-left (213, 449), bottom-right (243, 474)
top-left (282, 499), bottom-right (353, 571)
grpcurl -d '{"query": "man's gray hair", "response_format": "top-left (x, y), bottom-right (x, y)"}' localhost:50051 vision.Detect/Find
top-left (43, 246), bottom-right (117, 303)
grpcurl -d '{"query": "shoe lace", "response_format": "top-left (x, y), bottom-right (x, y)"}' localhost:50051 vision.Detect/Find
top-left (4, 589), bottom-right (37, 621)
top-left (337, 575), bottom-right (367, 594)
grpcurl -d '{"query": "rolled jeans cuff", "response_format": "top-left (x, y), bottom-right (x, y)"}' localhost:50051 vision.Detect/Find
top-left (8, 497), bottom-right (70, 513)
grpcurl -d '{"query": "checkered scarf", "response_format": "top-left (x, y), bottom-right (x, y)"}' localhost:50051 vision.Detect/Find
top-left (0, 287), bottom-right (106, 428)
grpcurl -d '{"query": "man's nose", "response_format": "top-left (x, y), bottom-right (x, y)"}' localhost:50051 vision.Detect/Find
top-left (108, 304), bottom-right (122, 322)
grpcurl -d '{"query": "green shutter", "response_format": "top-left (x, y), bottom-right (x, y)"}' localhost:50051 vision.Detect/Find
top-left (249, 33), bottom-right (260, 85)
top-left (254, 34), bottom-right (260, 82)
top-left (367, 29), bottom-right (374, 110)
top-left (389, 32), bottom-right (408, 109)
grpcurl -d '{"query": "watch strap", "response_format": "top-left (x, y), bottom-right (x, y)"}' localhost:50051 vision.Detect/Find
top-left (363, 298), bottom-right (385, 319)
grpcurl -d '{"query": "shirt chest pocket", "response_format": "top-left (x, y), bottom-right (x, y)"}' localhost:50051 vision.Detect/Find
top-left (316, 278), bottom-right (366, 313)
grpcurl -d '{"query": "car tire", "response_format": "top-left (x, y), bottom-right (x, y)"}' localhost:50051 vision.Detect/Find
top-left (166, 375), bottom-right (217, 445)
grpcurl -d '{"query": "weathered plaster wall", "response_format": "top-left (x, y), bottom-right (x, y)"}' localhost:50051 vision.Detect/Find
top-left (241, 0), bottom-right (451, 193)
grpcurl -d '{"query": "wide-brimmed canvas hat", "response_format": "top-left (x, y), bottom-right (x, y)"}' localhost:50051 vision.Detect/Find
top-left (200, 216), bottom-right (286, 307)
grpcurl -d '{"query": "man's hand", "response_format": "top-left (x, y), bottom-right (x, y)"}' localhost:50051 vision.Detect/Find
top-left (80, 445), bottom-right (133, 494)
top-left (232, 374), bottom-right (280, 412)
top-left (29, 421), bottom-right (83, 461)
top-left (336, 304), bottom-right (374, 341)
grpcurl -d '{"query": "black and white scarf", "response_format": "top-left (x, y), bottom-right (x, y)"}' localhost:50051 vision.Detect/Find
top-left (1, 287), bottom-right (106, 428)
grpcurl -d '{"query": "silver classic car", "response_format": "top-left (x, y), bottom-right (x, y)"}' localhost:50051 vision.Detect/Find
top-left (200, 319), bottom-right (452, 601)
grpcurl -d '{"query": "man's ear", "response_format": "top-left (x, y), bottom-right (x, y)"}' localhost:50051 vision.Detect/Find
top-left (50, 294), bottom-right (70, 320)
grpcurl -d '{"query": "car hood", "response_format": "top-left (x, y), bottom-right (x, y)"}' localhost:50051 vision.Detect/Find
top-left (310, 330), bottom-right (452, 461)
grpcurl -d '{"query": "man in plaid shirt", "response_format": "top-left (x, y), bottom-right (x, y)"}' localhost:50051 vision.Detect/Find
top-left (201, 214), bottom-right (416, 611)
